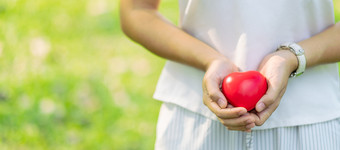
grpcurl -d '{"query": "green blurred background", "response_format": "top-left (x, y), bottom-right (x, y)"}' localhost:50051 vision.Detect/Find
top-left (0, 0), bottom-right (339, 149)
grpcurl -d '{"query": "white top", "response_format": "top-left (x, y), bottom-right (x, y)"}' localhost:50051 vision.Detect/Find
top-left (153, 0), bottom-right (340, 129)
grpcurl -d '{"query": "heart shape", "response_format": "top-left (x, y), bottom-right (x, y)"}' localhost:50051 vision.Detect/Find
top-left (221, 71), bottom-right (268, 111)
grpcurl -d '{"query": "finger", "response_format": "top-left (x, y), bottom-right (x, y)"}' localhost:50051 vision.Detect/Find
top-left (249, 112), bottom-right (260, 124)
top-left (204, 78), bottom-right (228, 108)
top-left (209, 102), bottom-right (247, 119)
top-left (220, 113), bottom-right (255, 127)
top-left (255, 81), bottom-right (281, 112)
top-left (203, 77), bottom-right (248, 119)
top-left (246, 123), bottom-right (256, 129)
top-left (255, 98), bottom-right (281, 126)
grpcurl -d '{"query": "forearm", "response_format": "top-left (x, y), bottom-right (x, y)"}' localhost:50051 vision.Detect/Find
top-left (120, 0), bottom-right (226, 71)
top-left (298, 22), bottom-right (340, 67)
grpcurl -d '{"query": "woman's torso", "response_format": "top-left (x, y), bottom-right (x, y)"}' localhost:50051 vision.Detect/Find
top-left (153, 0), bottom-right (340, 129)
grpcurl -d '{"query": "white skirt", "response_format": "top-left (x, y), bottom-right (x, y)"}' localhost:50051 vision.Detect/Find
top-left (155, 103), bottom-right (340, 150)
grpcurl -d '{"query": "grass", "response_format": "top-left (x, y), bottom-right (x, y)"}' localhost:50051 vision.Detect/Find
top-left (0, 0), bottom-right (338, 149)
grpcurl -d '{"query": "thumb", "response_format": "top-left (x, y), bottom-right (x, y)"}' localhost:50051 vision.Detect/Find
top-left (216, 96), bottom-right (228, 109)
top-left (255, 86), bottom-right (279, 112)
top-left (206, 87), bottom-right (228, 109)
top-left (203, 76), bottom-right (229, 109)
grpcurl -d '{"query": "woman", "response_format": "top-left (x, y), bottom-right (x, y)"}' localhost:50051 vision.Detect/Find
top-left (120, 0), bottom-right (340, 149)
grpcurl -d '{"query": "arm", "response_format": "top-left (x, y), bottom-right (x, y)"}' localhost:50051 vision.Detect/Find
top-left (300, 22), bottom-right (340, 67)
top-left (254, 22), bottom-right (340, 126)
top-left (120, 0), bottom-right (256, 131)
top-left (120, 0), bottom-right (223, 70)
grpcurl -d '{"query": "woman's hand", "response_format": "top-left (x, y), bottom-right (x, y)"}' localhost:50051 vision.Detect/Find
top-left (253, 50), bottom-right (298, 126)
top-left (203, 58), bottom-right (256, 131)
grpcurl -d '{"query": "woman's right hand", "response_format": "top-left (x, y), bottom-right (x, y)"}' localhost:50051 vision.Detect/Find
top-left (202, 58), bottom-right (256, 132)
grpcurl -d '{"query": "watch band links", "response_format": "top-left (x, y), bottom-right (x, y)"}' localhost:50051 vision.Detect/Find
top-left (277, 42), bottom-right (306, 78)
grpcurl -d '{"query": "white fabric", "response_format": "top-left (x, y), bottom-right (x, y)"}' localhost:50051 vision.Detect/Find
top-left (155, 103), bottom-right (340, 150)
top-left (153, 0), bottom-right (340, 129)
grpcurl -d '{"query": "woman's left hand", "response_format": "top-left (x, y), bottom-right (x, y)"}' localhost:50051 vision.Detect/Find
top-left (252, 50), bottom-right (298, 126)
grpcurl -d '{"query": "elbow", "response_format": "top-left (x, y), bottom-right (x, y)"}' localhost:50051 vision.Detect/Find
top-left (119, 14), bottom-right (136, 41)
top-left (119, 16), bottom-right (129, 36)
top-left (336, 22), bottom-right (340, 38)
top-left (336, 21), bottom-right (340, 31)
top-left (119, 9), bottom-right (130, 37)
top-left (119, 0), bottom-right (133, 38)
top-left (119, 0), bottom-right (159, 39)
top-left (119, 10), bottom-right (141, 41)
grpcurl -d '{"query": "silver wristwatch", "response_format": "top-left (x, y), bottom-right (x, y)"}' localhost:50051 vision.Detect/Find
top-left (277, 42), bottom-right (306, 77)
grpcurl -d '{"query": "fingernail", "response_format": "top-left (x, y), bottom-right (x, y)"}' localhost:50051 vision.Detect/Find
top-left (217, 99), bottom-right (226, 108)
top-left (257, 102), bottom-right (265, 112)
top-left (246, 119), bottom-right (253, 124)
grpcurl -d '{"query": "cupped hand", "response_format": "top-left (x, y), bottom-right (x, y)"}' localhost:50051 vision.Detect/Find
top-left (203, 59), bottom-right (256, 131)
top-left (253, 50), bottom-right (298, 126)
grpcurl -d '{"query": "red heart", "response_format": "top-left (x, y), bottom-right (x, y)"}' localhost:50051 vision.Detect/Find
top-left (221, 71), bottom-right (268, 111)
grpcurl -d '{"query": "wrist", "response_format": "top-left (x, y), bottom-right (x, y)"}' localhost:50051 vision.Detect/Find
top-left (276, 43), bottom-right (306, 77)
top-left (204, 55), bottom-right (231, 72)
top-left (274, 50), bottom-right (299, 75)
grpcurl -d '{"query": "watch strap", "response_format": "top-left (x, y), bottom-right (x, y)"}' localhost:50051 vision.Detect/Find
top-left (277, 42), bottom-right (306, 77)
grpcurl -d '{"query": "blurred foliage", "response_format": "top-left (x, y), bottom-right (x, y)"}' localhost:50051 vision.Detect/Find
top-left (0, 0), bottom-right (338, 149)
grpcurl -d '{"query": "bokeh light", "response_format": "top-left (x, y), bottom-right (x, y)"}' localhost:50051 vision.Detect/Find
top-left (0, 0), bottom-right (339, 149)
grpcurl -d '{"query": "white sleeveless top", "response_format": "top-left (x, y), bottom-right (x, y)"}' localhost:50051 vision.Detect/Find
top-left (153, 0), bottom-right (340, 129)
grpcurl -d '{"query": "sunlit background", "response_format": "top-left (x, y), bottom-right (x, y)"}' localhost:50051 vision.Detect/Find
top-left (0, 0), bottom-right (339, 149)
